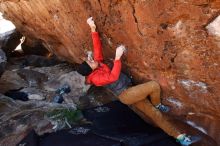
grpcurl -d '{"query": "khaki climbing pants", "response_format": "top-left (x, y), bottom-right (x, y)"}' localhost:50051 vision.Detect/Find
top-left (118, 81), bottom-right (180, 138)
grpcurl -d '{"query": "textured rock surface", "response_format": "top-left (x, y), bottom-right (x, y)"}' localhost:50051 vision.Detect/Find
top-left (0, 29), bottom-right (22, 56)
top-left (0, 49), bottom-right (6, 76)
top-left (21, 38), bottom-right (50, 56)
top-left (0, 0), bottom-right (220, 145)
top-left (0, 95), bottom-right (81, 146)
top-left (0, 61), bottom-right (117, 146)
top-left (44, 71), bottom-right (91, 104)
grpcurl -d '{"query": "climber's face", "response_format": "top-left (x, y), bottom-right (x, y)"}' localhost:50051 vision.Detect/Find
top-left (86, 59), bottom-right (98, 70)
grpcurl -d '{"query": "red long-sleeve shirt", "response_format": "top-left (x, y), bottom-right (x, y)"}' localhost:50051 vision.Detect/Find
top-left (86, 32), bottom-right (121, 86)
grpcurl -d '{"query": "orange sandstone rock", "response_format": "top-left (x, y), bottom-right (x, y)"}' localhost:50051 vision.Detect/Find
top-left (0, 0), bottom-right (219, 145)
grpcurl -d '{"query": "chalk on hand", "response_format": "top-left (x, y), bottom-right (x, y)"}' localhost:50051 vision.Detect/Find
top-left (87, 17), bottom-right (94, 26)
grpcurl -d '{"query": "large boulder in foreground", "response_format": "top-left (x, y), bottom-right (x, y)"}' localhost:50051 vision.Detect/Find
top-left (1, 0), bottom-right (220, 145)
top-left (0, 95), bottom-right (81, 146)
top-left (0, 15), bottom-right (22, 56)
top-left (0, 29), bottom-right (22, 57)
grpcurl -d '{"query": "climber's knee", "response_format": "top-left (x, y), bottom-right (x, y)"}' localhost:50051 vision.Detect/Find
top-left (148, 81), bottom-right (160, 91)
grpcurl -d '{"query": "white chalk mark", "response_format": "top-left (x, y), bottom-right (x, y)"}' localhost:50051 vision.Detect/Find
top-left (186, 120), bottom-right (207, 134)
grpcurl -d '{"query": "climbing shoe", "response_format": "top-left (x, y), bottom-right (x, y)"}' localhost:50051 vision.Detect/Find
top-left (156, 103), bottom-right (170, 112)
top-left (177, 134), bottom-right (201, 146)
top-left (53, 95), bottom-right (64, 103)
top-left (53, 84), bottom-right (71, 104)
top-left (55, 84), bottom-right (71, 95)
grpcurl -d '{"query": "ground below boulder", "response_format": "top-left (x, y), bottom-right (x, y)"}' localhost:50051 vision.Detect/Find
top-left (17, 101), bottom-right (181, 146)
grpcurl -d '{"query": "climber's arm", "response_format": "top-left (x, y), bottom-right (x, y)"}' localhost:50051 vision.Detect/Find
top-left (91, 32), bottom-right (103, 62)
top-left (87, 17), bottom-right (103, 62)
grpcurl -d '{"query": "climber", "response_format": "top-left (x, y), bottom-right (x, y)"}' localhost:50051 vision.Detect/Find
top-left (76, 17), bottom-right (201, 146)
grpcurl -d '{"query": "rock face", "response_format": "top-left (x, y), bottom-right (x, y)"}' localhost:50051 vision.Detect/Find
top-left (0, 29), bottom-right (22, 56)
top-left (1, 0), bottom-right (220, 145)
top-left (0, 60), bottom-right (117, 146)
top-left (0, 16), bottom-right (22, 57)
top-left (0, 95), bottom-right (81, 146)
top-left (0, 49), bottom-right (6, 76)
top-left (21, 38), bottom-right (50, 56)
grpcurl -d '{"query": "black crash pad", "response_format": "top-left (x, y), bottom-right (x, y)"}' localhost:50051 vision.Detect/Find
top-left (17, 101), bottom-right (180, 146)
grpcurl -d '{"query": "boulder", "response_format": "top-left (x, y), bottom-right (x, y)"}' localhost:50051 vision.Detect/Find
top-left (1, 0), bottom-right (220, 145)
top-left (0, 49), bottom-right (6, 77)
top-left (20, 87), bottom-right (46, 100)
top-left (21, 38), bottom-right (50, 56)
top-left (44, 71), bottom-right (91, 104)
top-left (22, 55), bottom-right (62, 67)
top-left (0, 13), bottom-right (21, 57)
top-left (0, 70), bottom-right (27, 94)
top-left (17, 69), bottom-right (48, 88)
top-left (0, 95), bottom-right (80, 146)
top-left (0, 29), bottom-right (22, 56)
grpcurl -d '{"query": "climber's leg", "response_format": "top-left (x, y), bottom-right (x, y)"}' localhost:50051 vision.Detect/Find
top-left (118, 81), bottom-right (161, 105)
top-left (133, 99), bottom-right (181, 138)
top-left (118, 81), bottom-right (180, 138)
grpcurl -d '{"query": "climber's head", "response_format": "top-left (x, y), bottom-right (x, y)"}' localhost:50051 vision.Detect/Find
top-left (86, 59), bottom-right (98, 70)
top-left (76, 59), bottom-right (98, 76)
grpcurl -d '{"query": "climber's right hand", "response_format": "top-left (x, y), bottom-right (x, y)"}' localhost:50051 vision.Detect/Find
top-left (115, 45), bottom-right (126, 60)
